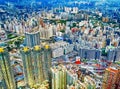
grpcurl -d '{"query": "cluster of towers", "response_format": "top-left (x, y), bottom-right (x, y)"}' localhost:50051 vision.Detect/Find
top-left (0, 44), bottom-right (52, 89)
top-left (20, 45), bottom-right (52, 88)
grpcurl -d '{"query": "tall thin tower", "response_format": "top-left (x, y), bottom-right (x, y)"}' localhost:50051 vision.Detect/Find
top-left (0, 48), bottom-right (16, 89)
top-left (32, 46), bottom-right (44, 84)
top-left (20, 47), bottom-right (35, 88)
top-left (43, 45), bottom-right (52, 81)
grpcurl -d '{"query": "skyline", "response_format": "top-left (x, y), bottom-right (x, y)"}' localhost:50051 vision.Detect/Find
top-left (0, 0), bottom-right (120, 89)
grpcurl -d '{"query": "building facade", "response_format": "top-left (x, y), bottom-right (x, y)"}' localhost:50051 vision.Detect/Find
top-left (25, 31), bottom-right (40, 47)
top-left (51, 65), bottom-right (67, 89)
top-left (20, 45), bottom-right (52, 88)
top-left (0, 48), bottom-right (16, 89)
top-left (43, 45), bottom-right (52, 81)
top-left (20, 47), bottom-right (35, 88)
top-left (32, 46), bottom-right (44, 84)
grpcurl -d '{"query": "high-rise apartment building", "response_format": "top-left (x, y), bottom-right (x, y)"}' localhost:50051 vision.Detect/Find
top-left (66, 70), bottom-right (78, 86)
top-left (39, 26), bottom-right (53, 39)
top-left (32, 46), bottom-right (44, 84)
top-left (79, 47), bottom-right (101, 60)
top-left (51, 65), bottom-right (67, 89)
top-left (0, 30), bottom-right (7, 41)
top-left (0, 48), bottom-right (16, 89)
top-left (20, 45), bottom-right (52, 88)
top-left (43, 45), bottom-right (52, 81)
top-left (25, 31), bottom-right (40, 47)
top-left (20, 47), bottom-right (35, 88)
top-left (0, 80), bottom-right (7, 89)
top-left (0, 66), bottom-right (7, 89)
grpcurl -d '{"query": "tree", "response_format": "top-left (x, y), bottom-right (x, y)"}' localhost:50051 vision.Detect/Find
top-left (14, 38), bottom-right (24, 49)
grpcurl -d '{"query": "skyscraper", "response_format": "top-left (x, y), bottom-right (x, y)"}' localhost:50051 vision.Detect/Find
top-left (20, 47), bottom-right (35, 88)
top-left (25, 31), bottom-right (40, 47)
top-left (0, 66), bottom-right (7, 89)
top-left (20, 45), bottom-right (52, 88)
top-left (51, 65), bottom-right (67, 89)
top-left (43, 45), bottom-right (52, 81)
top-left (0, 48), bottom-right (16, 89)
top-left (32, 46), bottom-right (44, 84)
top-left (66, 70), bottom-right (78, 86)
top-left (39, 26), bottom-right (53, 39)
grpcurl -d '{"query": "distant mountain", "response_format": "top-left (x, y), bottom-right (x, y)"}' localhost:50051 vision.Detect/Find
top-left (0, 0), bottom-right (120, 7)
